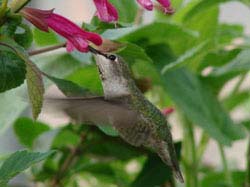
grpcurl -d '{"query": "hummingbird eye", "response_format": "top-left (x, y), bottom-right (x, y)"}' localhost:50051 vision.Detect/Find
top-left (108, 54), bottom-right (117, 61)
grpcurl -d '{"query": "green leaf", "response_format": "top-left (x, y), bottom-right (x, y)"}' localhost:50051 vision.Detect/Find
top-left (223, 91), bottom-right (250, 111)
top-left (103, 22), bottom-right (198, 55)
top-left (201, 171), bottom-right (246, 187)
top-left (33, 53), bottom-right (82, 79)
top-left (0, 14), bottom-right (22, 37)
top-left (216, 24), bottom-right (244, 45)
top-left (25, 60), bottom-right (44, 119)
top-left (98, 126), bottom-right (119, 137)
top-left (0, 150), bottom-right (54, 185)
top-left (184, 0), bottom-right (230, 22)
top-left (109, 0), bottom-right (137, 23)
top-left (0, 50), bottom-right (26, 92)
top-left (14, 117), bottom-right (50, 148)
top-left (33, 28), bottom-right (59, 46)
top-left (85, 131), bottom-right (140, 161)
top-left (241, 120), bottom-right (250, 131)
top-left (86, 16), bottom-right (131, 34)
top-left (161, 42), bottom-right (207, 74)
top-left (14, 24), bottom-right (33, 49)
top-left (211, 49), bottom-right (250, 76)
top-left (147, 45), bottom-right (245, 145)
top-left (52, 129), bottom-right (80, 148)
top-left (132, 154), bottom-right (172, 187)
top-left (132, 143), bottom-right (181, 187)
top-left (185, 5), bottom-right (219, 42)
top-left (116, 43), bottom-right (152, 65)
top-left (67, 65), bottom-right (103, 95)
top-left (198, 48), bottom-right (241, 71)
top-left (45, 74), bottom-right (94, 97)
top-left (165, 69), bottom-right (245, 145)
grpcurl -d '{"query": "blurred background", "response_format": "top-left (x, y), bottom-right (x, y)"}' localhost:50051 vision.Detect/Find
top-left (0, 0), bottom-right (250, 186)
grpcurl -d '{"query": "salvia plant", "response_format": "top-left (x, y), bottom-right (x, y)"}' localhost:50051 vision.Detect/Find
top-left (0, 0), bottom-right (249, 187)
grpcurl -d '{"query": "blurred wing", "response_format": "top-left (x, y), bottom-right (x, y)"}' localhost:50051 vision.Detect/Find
top-left (44, 97), bottom-right (138, 127)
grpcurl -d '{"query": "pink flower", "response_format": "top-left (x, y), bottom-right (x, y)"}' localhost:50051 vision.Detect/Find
top-left (136, 0), bottom-right (174, 14)
top-left (21, 7), bottom-right (102, 52)
top-left (136, 0), bottom-right (153, 11)
top-left (93, 0), bottom-right (118, 22)
top-left (157, 0), bottom-right (174, 14)
top-left (161, 107), bottom-right (174, 116)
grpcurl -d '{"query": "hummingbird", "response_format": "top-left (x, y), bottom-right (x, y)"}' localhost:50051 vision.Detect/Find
top-left (45, 48), bottom-right (184, 183)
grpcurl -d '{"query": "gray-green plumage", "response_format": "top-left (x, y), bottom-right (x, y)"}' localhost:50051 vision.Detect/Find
top-left (95, 54), bottom-right (184, 182)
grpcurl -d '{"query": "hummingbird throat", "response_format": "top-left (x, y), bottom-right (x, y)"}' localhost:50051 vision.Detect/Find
top-left (94, 53), bottom-right (131, 99)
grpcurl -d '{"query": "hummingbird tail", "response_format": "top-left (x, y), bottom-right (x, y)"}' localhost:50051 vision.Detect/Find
top-left (173, 166), bottom-right (184, 183)
top-left (156, 141), bottom-right (184, 183)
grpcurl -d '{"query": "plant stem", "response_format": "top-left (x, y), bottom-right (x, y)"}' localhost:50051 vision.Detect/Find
top-left (218, 143), bottom-right (233, 186)
top-left (28, 43), bottom-right (66, 56)
top-left (196, 132), bottom-right (210, 164)
top-left (9, 0), bottom-right (31, 13)
top-left (230, 73), bottom-right (247, 97)
top-left (0, 0), bottom-right (8, 18)
top-left (28, 43), bottom-right (110, 58)
top-left (246, 138), bottom-right (250, 187)
top-left (0, 0), bottom-right (8, 27)
top-left (134, 8), bottom-right (144, 25)
top-left (51, 132), bottom-right (86, 187)
top-left (181, 115), bottom-right (198, 187)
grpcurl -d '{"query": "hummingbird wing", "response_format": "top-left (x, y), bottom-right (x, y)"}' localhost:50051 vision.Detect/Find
top-left (44, 97), bottom-right (138, 127)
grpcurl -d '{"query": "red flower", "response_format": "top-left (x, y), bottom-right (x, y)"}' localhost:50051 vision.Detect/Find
top-left (93, 0), bottom-right (118, 22)
top-left (21, 7), bottom-right (102, 52)
top-left (161, 107), bottom-right (174, 116)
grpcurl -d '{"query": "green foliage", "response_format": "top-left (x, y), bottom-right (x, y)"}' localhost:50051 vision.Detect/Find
top-left (14, 117), bottom-right (50, 148)
top-left (211, 49), bottom-right (250, 76)
top-left (146, 44), bottom-right (245, 145)
top-left (200, 171), bottom-right (246, 187)
top-left (109, 0), bottom-right (137, 23)
top-left (33, 28), bottom-right (59, 46)
top-left (132, 143), bottom-right (181, 187)
top-left (25, 59), bottom-right (44, 119)
top-left (14, 24), bottom-right (33, 49)
top-left (45, 74), bottom-right (94, 97)
top-left (132, 154), bottom-right (172, 187)
top-left (0, 150), bottom-right (54, 185)
top-left (67, 65), bottom-right (103, 95)
top-left (0, 50), bottom-right (26, 92)
top-left (0, 0), bottom-right (250, 186)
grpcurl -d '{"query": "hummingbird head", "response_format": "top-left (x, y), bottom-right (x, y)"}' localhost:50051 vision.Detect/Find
top-left (94, 53), bottom-right (132, 99)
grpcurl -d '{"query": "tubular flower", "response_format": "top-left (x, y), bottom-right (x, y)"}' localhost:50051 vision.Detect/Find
top-left (93, 0), bottom-right (118, 22)
top-left (136, 0), bottom-right (173, 14)
top-left (20, 7), bottom-right (102, 52)
top-left (136, 0), bottom-right (153, 11)
top-left (161, 107), bottom-right (174, 116)
top-left (157, 0), bottom-right (174, 14)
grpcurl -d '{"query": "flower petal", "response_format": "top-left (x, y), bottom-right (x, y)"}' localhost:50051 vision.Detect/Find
top-left (21, 7), bottom-right (103, 53)
top-left (93, 0), bottom-right (118, 22)
top-left (66, 41), bottom-right (75, 52)
top-left (136, 0), bottom-right (153, 11)
top-left (161, 107), bottom-right (174, 116)
top-left (20, 7), bottom-right (53, 32)
top-left (68, 36), bottom-right (89, 52)
top-left (157, 0), bottom-right (174, 14)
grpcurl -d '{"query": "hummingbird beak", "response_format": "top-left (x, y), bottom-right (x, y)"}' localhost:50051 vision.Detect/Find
top-left (88, 46), bottom-right (109, 59)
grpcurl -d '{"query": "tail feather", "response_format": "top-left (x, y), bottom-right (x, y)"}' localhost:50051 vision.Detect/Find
top-left (156, 141), bottom-right (184, 183)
